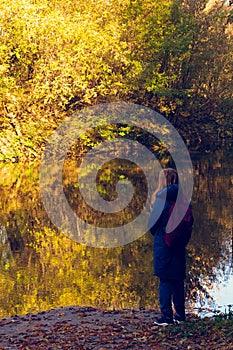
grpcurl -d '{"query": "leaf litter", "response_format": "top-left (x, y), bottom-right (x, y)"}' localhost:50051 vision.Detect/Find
top-left (0, 306), bottom-right (232, 349)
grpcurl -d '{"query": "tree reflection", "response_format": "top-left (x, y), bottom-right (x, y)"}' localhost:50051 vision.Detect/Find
top-left (185, 148), bottom-right (233, 310)
top-left (0, 147), bottom-right (232, 317)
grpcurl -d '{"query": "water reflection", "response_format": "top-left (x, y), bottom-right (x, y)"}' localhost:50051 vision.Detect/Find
top-left (192, 227), bottom-right (233, 316)
top-left (0, 147), bottom-right (232, 318)
top-left (0, 225), bottom-right (14, 270)
top-left (186, 148), bottom-right (233, 315)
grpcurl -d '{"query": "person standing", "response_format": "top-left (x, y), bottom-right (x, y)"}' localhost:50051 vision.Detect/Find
top-left (148, 168), bottom-right (193, 326)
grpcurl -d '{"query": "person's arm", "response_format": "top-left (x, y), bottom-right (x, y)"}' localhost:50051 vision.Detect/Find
top-left (148, 184), bottom-right (178, 234)
top-left (156, 184), bottom-right (178, 202)
top-left (148, 197), bottom-right (165, 234)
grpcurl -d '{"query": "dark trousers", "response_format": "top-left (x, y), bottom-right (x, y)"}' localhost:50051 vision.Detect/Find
top-left (159, 279), bottom-right (185, 320)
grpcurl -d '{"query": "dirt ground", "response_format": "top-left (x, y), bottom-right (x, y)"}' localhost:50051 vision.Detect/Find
top-left (0, 306), bottom-right (159, 349)
top-left (0, 306), bottom-right (232, 349)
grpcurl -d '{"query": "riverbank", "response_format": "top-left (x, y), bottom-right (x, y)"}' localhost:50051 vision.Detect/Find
top-left (0, 306), bottom-right (232, 349)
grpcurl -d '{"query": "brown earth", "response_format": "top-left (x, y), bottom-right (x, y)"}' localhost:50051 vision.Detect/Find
top-left (0, 306), bottom-right (232, 349)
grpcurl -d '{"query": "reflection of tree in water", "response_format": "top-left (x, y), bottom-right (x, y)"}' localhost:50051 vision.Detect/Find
top-left (0, 164), bottom-right (158, 316)
top-left (186, 226), bottom-right (232, 310)
top-left (0, 147), bottom-right (233, 316)
top-left (64, 159), bottom-right (147, 225)
top-left (185, 148), bottom-right (233, 311)
top-left (0, 225), bottom-right (14, 270)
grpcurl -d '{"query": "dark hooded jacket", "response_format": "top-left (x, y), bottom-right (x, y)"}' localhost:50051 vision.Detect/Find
top-left (148, 184), bottom-right (186, 280)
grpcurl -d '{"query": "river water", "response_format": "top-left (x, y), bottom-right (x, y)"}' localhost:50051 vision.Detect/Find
top-left (0, 146), bottom-right (232, 318)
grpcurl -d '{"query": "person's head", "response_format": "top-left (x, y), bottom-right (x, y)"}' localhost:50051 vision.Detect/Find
top-left (156, 168), bottom-right (178, 192)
